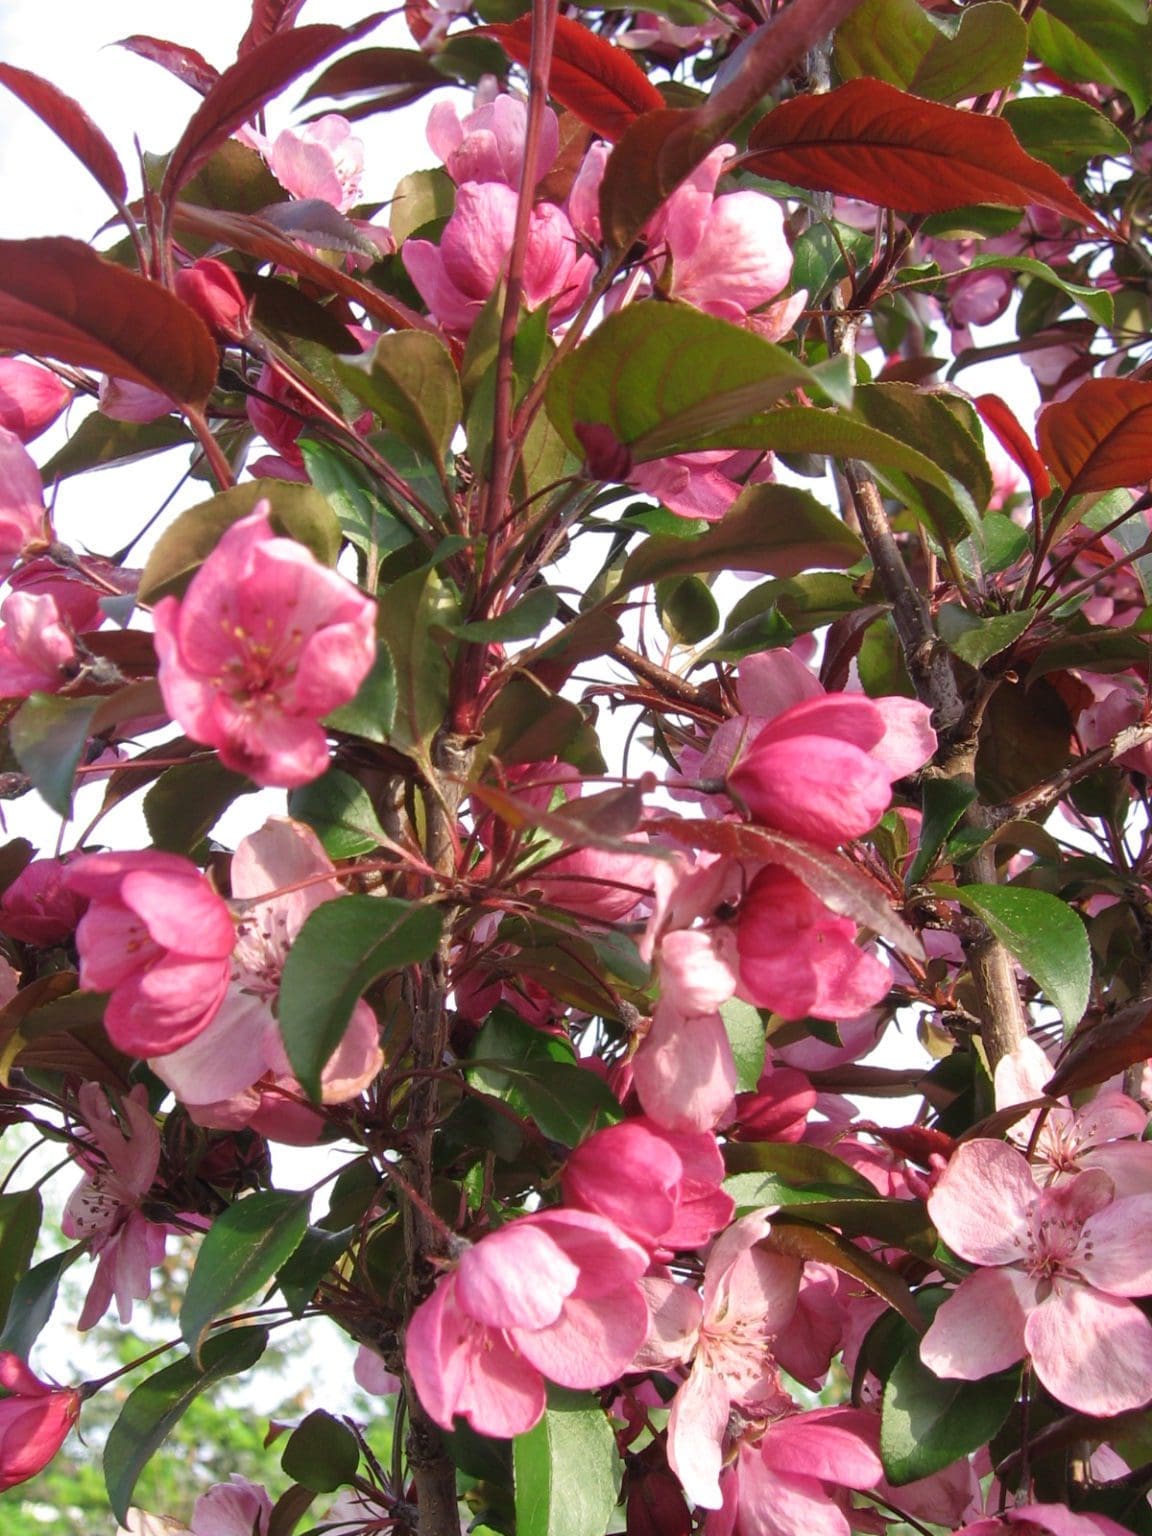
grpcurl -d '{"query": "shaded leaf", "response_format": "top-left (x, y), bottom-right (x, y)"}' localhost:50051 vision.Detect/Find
top-left (138, 480), bottom-right (341, 604)
top-left (276, 1224), bottom-right (355, 1317)
top-left (835, 0), bottom-right (1027, 105)
top-left (0, 237), bottom-right (217, 409)
top-left (325, 645), bottom-right (398, 745)
top-left (0, 1189), bottom-right (42, 1334)
top-left (515, 1388), bottom-right (623, 1536)
top-left (453, 588), bottom-right (559, 643)
top-left (117, 35), bottom-right (221, 96)
top-left (0, 1245), bottom-right (81, 1358)
top-left (936, 606), bottom-right (1035, 667)
top-left (11, 688), bottom-right (161, 819)
top-left (0, 63), bottom-right (127, 203)
top-left (480, 16), bottom-right (663, 141)
top-left (181, 1193), bottom-right (309, 1358)
top-left (765, 1218), bottom-right (926, 1331)
top-left (279, 896), bottom-right (443, 1099)
top-left (104, 1327), bottom-right (269, 1523)
top-left (1001, 95), bottom-right (1130, 176)
top-left (1038, 378), bottom-right (1152, 496)
top-left (40, 411), bottom-right (194, 483)
top-left (743, 79), bottom-right (1094, 222)
top-left (282, 1409), bottom-right (359, 1492)
top-left (906, 777), bottom-right (978, 886)
top-left (937, 882), bottom-right (1091, 1028)
top-left (375, 566), bottom-right (458, 766)
top-left (337, 331), bottom-right (462, 467)
top-left (1030, 0), bottom-right (1152, 117)
top-left (144, 759), bottom-right (255, 854)
top-left (300, 46), bottom-right (444, 106)
top-left (1046, 994), bottom-right (1152, 1098)
top-left (288, 769), bottom-right (389, 860)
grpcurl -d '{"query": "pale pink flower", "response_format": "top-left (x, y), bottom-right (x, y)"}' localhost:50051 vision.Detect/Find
top-left (0, 359), bottom-right (71, 443)
top-left (403, 181), bottom-right (595, 335)
top-left (631, 448), bottom-right (772, 523)
top-left (99, 376), bottom-right (174, 423)
top-left (152, 819), bottom-right (382, 1139)
top-left (995, 1036), bottom-right (1152, 1196)
top-left (0, 425), bottom-right (48, 576)
top-left (562, 1116), bottom-right (733, 1252)
top-left (406, 1208), bottom-right (650, 1437)
top-left (267, 116), bottom-right (364, 212)
top-left (153, 506), bottom-right (377, 788)
top-left (0, 1354), bottom-right (81, 1491)
top-left (638, 1212), bottom-right (801, 1508)
top-left (67, 850), bottom-right (235, 1058)
top-left (921, 1139), bottom-right (1152, 1415)
top-left (1078, 683), bottom-right (1152, 778)
top-left (632, 1001), bottom-right (740, 1133)
top-left (427, 94), bottom-right (558, 187)
top-left (62, 1083), bottom-right (171, 1330)
top-left (190, 1477), bottom-right (272, 1536)
top-left (0, 590), bottom-right (78, 696)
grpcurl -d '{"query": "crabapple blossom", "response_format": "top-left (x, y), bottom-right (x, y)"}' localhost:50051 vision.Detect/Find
top-left (0, 589), bottom-right (78, 696)
top-left (406, 1208), bottom-right (650, 1437)
top-left (67, 850), bottom-right (235, 1058)
top-left (960, 1505), bottom-right (1139, 1536)
top-left (266, 115), bottom-right (364, 211)
top-left (152, 507), bottom-right (377, 788)
top-left (190, 1476), bottom-right (273, 1536)
top-left (427, 94), bottom-right (559, 187)
top-left (151, 819), bottom-right (382, 1140)
top-left (174, 259), bottom-right (252, 343)
top-left (0, 358), bottom-right (71, 442)
top-left (920, 1139), bottom-right (1152, 1415)
top-left (62, 1083), bottom-right (174, 1330)
top-left (0, 855), bottom-right (84, 946)
top-left (0, 1354), bottom-right (81, 1492)
top-left (0, 425), bottom-right (47, 575)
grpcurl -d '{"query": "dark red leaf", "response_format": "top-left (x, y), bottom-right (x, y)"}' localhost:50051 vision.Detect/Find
top-left (238, 0), bottom-right (309, 57)
top-left (0, 62), bottom-right (127, 204)
top-left (171, 203), bottom-right (434, 335)
top-left (117, 36), bottom-right (222, 98)
top-left (1045, 998), bottom-right (1152, 1098)
top-left (975, 392), bottom-right (1052, 503)
top-left (742, 78), bottom-right (1095, 223)
top-left (0, 237), bottom-right (218, 409)
top-left (598, 0), bottom-right (864, 251)
top-left (1036, 377), bottom-right (1152, 496)
top-left (478, 15), bottom-right (664, 142)
top-left (299, 46), bottom-right (445, 105)
top-left (162, 23), bottom-right (374, 200)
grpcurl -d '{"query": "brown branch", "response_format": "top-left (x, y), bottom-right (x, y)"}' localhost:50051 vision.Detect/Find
top-left (993, 722), bottom-right (1152, 826)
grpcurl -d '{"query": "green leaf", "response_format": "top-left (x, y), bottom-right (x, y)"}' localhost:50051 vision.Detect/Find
top-left (144, 759), bottom-right (255, 854)
top-left (375, 565), bottom-right (458, 767)
top-left (337, 331), bottom-right (462, 468)
top-left (721, 998), bottom-right (766, 1093)
top-left (765, 1218), bottom-right (926, 1333)
top-left (104, 1326), bottom-right (269, 1523)
top-left (936, 882), bottom-right (1092, 1027)
top-left (656, 575), bottom-right (719, 645)
top-left (724, 1180), bottom-right (936, 1253)
top-left (276, 1224), bottom-right (355, 1318)
top-left (514, 1388), bottom-right (623, 1536)
top-left (961, 253), bottom-right (1113, 328)
top-left (852, 383), bottom-right (991, 532)
top-left (881, 1290), bottom-right (1018, 1484)
top-left (389, 165), bottom-right (455, 244)
top-left (936, 605), bottom-right (1035, 667)
top-left (452, 587), bottom-right (560, 642)
top-left (324, 643), bottom-right (398, 744)
top-left (1030, 0), bottom-right (1152, 116)
top-left (181, 1193), bottom-right (309, 1358)
top-left (288, 768), bottom-right (389, 859)
top-left (545, 301), bottom-right (818, 460)
top-left (906, 777), bottom-right (979, 886)
top-left (724, 1140), bottom-right (878, 1195)
top-left (616, 485), bottom-right (865, 593)
top-left (791, 220), bottom-right (875, 306)
top-left (1001, 96), bottom-right (1130, 175)
top-left (138, 481), bottom-right (342, 604)
top-left (40, 411), bottom-right (193, 482)
top-left (279, 896), bottom-right (443, 1099)
top-left (281, 1409), bottom-right (360, 1492)
top-left (298, 437), bottom-right (414, 564)
top-left (468, 1009), bottom-right (622, 1145)
top-left (0, 1245), bottom-right (81, 1356)
top-left (9, 695), bottom-right (101, 817)
top-left (836, 0), bottom-right (1026, 104)
top-left (0, 1188), bottom-right (41, 1332)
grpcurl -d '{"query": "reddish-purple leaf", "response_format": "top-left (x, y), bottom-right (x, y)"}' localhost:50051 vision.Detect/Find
top-left (479, 15), bottom-right (664, 142)
top-left (1045, 997), bottom-right (1152, 1098)
top-left (239, 0), bottom-right (310, 57)
top-left (0, 238), bottom-right (218, 409)
top-left (974, 393), bottom-right (1052, 503)
top-left (161, 23), bottom-right (371, 200)
top-left (1037, 377), bottom-right (1152, 496)
top-left (117, 36), bottom-right (222, 98)
top-left (0, 62), bottom-right (127, 205)
top-left (299, 46), bottom-right (444, 106)
top-left (742, 79), bottom-right (1095, 223)
top-left (171, 203), bottom-right (434, 334)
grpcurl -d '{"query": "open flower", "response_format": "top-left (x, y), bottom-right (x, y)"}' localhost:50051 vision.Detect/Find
top-left (0, 1354), bottom-right (81, 1491)
top-left (153, 506), bottom-right (377, 788)
top-left (921, 1139), bottom-right (1152, 1415)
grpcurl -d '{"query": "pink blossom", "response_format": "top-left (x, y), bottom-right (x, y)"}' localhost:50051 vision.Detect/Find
top-left (427, 94), bottom-right (559, 187)
top-left (994, 1036), bottom-right (1152, 1196)
top-left (8, 555), bottom-right (112, 633)
top-left (960, 1504), bottom-right (1139, 1536)
top-left (174, 260), bottom-right (252, 343)
top-left (152, 507), bottom-right (377, 788)
top-left (0, 359), bottom-right (71, 442)
top-left (99, 376), bottom-right (174, 423)
top-left (727, 1065), bottom-right (815, 1143)
top-left (632, 1000), bottom-right (740, 1133)
top-left (67, 850), bottom-right (235, 1058)
top-left (0, 425), bottom-right (48, 576)
top-left (0, 1353), bottom-right (81, 1491)
top-left (921, 1139), bottom-right (1152, 1415)
top-left (404, 181), bottom-right (595, 335)
top-left (62, 1083), bottom-right (172, 1330)
top-left (0, 590), bottom-right (78, 697)
top-left (406, 1208), bottom-right (650, 1437)
top-left (562, 1116), bottom-right (733, 1252)
top-left (190, 1476), bottom-right (272, 1536)
top-left (267, 116), bottom-right (364, 211)
top-left (631, 448), bottom-right (774, 523)
top-left (152, 819), bottom-right (382, 1139)
top-left (1078, 683), bottom-right (1152, 777)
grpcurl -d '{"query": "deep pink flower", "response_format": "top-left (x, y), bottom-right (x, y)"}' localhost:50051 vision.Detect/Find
top-left (62, 1083), bottom-right (172, 1330)
top-left (153, 507), bottom-right (377, 788)
top-left (562, 1116), bottom-right (733, 1252)
top-left (0, 1354), bottom-right (81, 1491)
top-left (0, 590), bottom-right (78, 696)
top-left (174, 260), bottom-right (252, 343)
top-left (267, 115), bottom-right (364, 211)
top-left (0, 359), bottom-right (71, 443)
top-left (0, 856), bottom-right (87, 945)
top-left (406, 1208), bottom-right (649, 1437)
top-left (0, 425), bottom-right (48, 576)
top-left (960, 1504), bottom-right (1138, 1536)
top-left (404, 181), bottom-right (595, 335)
top-left (67, 850), bottom-right (235, 1058)
top-left (8, 555), bottom-right (111, 633)
top-left (151, 819), bottom-right (382, 1140)
top-left (921, 1139), bottom-right (1152, 1415)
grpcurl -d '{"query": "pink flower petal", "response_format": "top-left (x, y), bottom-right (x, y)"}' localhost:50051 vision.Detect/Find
top-left (1025, 1283), bottom-right (1152, 1415)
